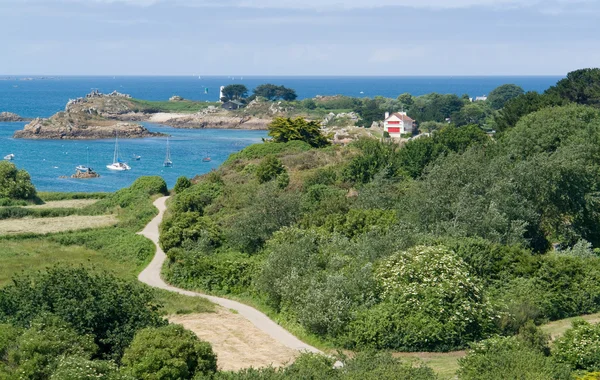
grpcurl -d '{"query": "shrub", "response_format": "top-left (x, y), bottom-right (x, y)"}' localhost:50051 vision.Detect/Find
top-left (346, 246), bottom-right (495, 351)
top-left (173, 176), bottom-right (192, 193)
top-left (50, 356), bottom-right (132, 380)
top-left (165, 250), bottom-right (259, 294)
top-left (553, 320), bottom-right (600, 371)
top-left (457, 336), bottom-right (571, 380)
top-left (0, 161), bottom-right (37, 201)
top-left (7, 315), bottom-right (98, 380)
top-left (256, 155), bottom-right (285, 184)
top-left (160, 212), bottom-right (222, 253)
top-left (129, 176), bottom-right (168, 196)
top-left (225, 140), bottom-right (312, 164)
top-left (122, 324), bottom-right (217, 380)
top-left (169, 181), bottom-right (223, 214)
top-left (0, 266), bottom-right (165, 360)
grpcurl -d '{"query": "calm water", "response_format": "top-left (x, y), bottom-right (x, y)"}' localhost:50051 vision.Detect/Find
top-left (0, 122), bottom-right (266, 192)
top-left (0, 76), bottom-right (562, 118)
top-left (0, 75), bottom-right (563, 192)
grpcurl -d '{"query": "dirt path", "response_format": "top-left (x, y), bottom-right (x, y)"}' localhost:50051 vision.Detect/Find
top-left (138, 196), bottom-right (320, 368)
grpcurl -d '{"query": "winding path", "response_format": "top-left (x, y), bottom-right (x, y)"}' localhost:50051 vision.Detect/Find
top-left (138, 196), bottom-right (321, 354)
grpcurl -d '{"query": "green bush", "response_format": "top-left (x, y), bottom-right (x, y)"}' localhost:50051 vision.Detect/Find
top-left (173, 176), bottom-right (192, 193)
top-left (165, 250), bottom-right (259, 294)
top-left (160, 212), bottom-right (222, 254)
top-left (6, 315), bottom-right (98, 380)
top-left (457, 336), bottom-right (571, 380)
top-left (129, 176), bottom-right (168, 196)
top-left (0, 161), bottom-right (37, 201)
top-left (553, 320), bottom-right (600, 371)
top-left (256, 156), bottom-right (285, 184)
top-left (0, 266), bottom-right (165, 360)
top-left (169, 181), bottom-right (223, 214)
top-left (225, 140), bottom-right (312, 165)
top-left (122, 324), bottom-right (217, 380)
top-left (50, 356), bottom-right (132, 380)
top-left (345, 246), bottom-right (494, 351)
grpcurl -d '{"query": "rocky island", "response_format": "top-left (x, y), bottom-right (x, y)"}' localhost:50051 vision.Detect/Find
top-left (0, 112), bottom-right (30, 122)
top-left (13, 91), bottom-right (161, 139)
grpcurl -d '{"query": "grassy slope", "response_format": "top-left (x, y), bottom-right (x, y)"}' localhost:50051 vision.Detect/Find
top-left (0, 190), bottom-right (214, 316)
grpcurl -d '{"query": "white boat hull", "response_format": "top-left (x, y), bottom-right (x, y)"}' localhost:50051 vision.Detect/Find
top-left (4, 154), bottom-right (14, 160)
top-left (106, 163), bottom-right (131, 171)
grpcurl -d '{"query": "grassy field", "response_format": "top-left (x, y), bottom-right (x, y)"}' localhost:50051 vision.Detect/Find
top-left (23, 199), bottom-right (98, 209)
top-left (0, 214), bottom-right (117, 235)
top-left (541, 312), bottom-right (600, 340)
top-left (129, 98), bottom-right (220, 113)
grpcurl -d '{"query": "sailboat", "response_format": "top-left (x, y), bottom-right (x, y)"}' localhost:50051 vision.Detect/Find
top-left (106, 133), bottom-right (131, 171)
top-left (163, 137), bottom-right (173, 167)
top-left (3, 153), bottom-right (14, 161)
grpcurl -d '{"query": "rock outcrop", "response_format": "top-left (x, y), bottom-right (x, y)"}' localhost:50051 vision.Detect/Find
top-left (13, 90), bottom-right (161, 140)
top-left (0, 112), bottom-right (30, 122)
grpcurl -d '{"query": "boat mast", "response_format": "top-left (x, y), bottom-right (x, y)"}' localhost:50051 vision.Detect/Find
top-left (113, 132), bottom-right (119, 163)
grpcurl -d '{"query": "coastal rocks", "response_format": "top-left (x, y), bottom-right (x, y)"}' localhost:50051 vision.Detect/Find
top-left (0, 112), bottom-right (29, 122)
top-left (321, 111), bottom-right (359, 127)
top-left (164, 115), bottom-right (271, 130)
top-left (169, 95), bottom-right (184, 101)
top-left (14, 119), bottom-right (159, 140)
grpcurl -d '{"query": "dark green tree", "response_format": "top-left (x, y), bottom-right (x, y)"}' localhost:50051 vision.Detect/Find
top-left (221, 84), bottom-right (248, 101)
top-left (254, 84), bottom-right (297, 101)
top-left (354, 99), bottom-right (383, 127)
top-left (493, 91), bottom-right (565, 132)
top-left (487, 84), bottom-right (525, 109)
top-left (548, 68), bottom-right (600, 107)
top-left (268, 117), bottom-right (330, 148)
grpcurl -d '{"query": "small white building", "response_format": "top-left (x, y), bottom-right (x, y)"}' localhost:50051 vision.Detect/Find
top-left (383, 112), bottom-right (415, 138)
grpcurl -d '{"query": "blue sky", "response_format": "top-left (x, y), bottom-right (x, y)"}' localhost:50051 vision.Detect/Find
top-left (0, 0), bottom-right (598, 75)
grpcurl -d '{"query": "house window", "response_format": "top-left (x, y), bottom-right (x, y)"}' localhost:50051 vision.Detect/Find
top-left (387, 121), bottom-right (400, 125)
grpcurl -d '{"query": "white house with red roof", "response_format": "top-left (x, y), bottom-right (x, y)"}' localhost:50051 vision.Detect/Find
top-left (384, 111), bottom-right (414, 138)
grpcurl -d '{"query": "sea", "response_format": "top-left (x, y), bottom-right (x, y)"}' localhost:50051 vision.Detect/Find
top-left (0, 75), bottom-right (562, 192)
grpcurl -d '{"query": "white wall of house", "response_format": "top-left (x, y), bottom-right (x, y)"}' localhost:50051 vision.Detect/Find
top-left (384, 112), bottom-right (414, 138)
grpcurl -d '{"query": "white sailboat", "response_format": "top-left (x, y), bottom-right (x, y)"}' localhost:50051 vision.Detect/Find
top-left (3, 153), bottom-right (14, 161)
top-left (106, 134), bottom-right (131, 171)
top-left (76, 146), bottom-right (91, 172)
top-left (163, 137), bottom-right (173, 167)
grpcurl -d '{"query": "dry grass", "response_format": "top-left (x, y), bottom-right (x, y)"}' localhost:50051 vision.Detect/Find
top-left (541, 312), bottom-right (600, 341)
top-left (393, 351), bottom-right (464, 380)
top-left (0, 215), bottom-right (117, 235)
top-left (24, 199), bottom-right (98, 209)
top-left (170, 307), bottom-right (299, 371)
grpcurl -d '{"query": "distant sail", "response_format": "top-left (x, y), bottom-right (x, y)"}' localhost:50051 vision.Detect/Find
top-left (205, 87), bottom-right (209, 94)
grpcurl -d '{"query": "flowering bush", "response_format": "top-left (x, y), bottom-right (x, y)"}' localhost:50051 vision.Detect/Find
top-left (553, 320), bottom-right (600, 371)
top-left (345, 245), bottom-right (496, 351)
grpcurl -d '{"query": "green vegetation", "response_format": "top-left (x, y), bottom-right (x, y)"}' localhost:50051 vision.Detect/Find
top-left (128, 98), bottom-right (219, 114)
top-left (268, 117), bottom-right (330, 147)
top-left (221, 84), bottom-right (249, 102)
top-left (0, 161), bottom-right (37, 203)
top-left (253, 84), bottom-right (297, 101)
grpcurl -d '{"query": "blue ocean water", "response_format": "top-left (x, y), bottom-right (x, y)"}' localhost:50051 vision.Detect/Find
top-left (0, 122), bottom-right (266, 192)
top-left (0, 75), bottom-right (563, 192)
top-left (0, 76), bottom-right (562, 118)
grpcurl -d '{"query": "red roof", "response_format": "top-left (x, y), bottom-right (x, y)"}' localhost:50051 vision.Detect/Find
top-left (385, 113), bottom-right (414, 122)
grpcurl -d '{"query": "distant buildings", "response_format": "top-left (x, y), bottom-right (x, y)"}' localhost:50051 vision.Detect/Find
top-left (221, 100), bottom-right (245, 110)
top-left (475, 95), bottom-right (488, 102)
top-left (383, 112), bottom-right (414, 138)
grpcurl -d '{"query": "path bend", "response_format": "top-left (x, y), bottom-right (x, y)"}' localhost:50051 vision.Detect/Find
top-left (138, 196), bottom-right (321, 354)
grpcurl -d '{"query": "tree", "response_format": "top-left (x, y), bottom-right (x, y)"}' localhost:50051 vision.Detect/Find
top-left (548, 68), bottom-right (600, 107)
top-left (408, 93), bottom-right (464, 123)
top-left (493, 91), bottom-right (565, 132)
top-left (221, 84), bottom-right (248, 101)
top-left (122, 324), bottom-right (217, 380)
top-left (354, 99), bottom-right (383, 127)
top-left (268, 117), bottom-right (330, 148)
top-left (254, 84), bottom-right (297, 101)
top-left (0, 161), bottom-right (37, 201)
top-left (487, 84), bottom-right (525, 110)
top-left (173, 176), bottom-right (192, 194)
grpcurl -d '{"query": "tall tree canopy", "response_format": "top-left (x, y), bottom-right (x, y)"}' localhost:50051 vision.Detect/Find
top-left (547, 68), bottom-right (600, 107)
top-left (487, 84), bottom-right (525, 110)
top-left (221, 84), bottom-right (248, 101)
top-left (254, 84), bottom-right (297, 101)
